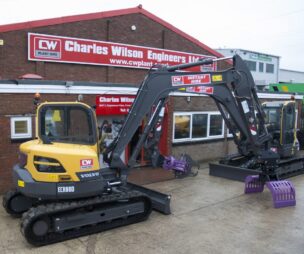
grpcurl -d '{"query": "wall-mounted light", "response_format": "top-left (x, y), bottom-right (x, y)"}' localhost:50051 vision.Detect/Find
top-left (33, 92), bottom-right (41, 106)
top-left (131, 25), bottom-right (137, 31)
top-left (78, 94), bottom-right (83, 102)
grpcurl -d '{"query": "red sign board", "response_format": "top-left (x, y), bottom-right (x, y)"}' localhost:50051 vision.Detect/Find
top-left (96, 95), bottom-right (136, 115)
top-left (28, 33), bottom-right (217, 71)
top-left (171, 74), bottom-right (211, 86)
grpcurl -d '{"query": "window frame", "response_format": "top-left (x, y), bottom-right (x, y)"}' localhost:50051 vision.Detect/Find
top-left (244, 60), bottom-right (257, 72)
top-left (173, 111), bottom-right (225, 143)
top-left (173, 112), bottom-right (192, 142)
top-left (266, 63), bottom-right (274, 73)
top-left (10, 116), bottom-right (32, 140)
top-left (191, 112), bottom-right (209, 140)
top-left (209, 113), bottom-right (225, 138)
top-left (38, 104), bottom-right (97, 145)
top-left (259, 62), bottom-right (264, 72)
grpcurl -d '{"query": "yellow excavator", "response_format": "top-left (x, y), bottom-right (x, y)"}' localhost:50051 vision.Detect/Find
top-left (3, 55), bottom-right (300, 245)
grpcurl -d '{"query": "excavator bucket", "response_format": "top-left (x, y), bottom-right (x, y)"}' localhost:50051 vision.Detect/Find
top-left (244, 175), bottom-right (264, 193)
top-left (266, 181), bottom-right (296, 208)
top-left (244, 175), bottom-right (296, 208)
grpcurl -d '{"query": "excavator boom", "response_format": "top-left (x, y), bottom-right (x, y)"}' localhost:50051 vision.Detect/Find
top-left (105, 55), bottom-right (276, 180)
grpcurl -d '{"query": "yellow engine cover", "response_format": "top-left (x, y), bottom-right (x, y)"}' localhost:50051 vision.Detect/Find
top-left (20, 140), bottom-right (100, 183)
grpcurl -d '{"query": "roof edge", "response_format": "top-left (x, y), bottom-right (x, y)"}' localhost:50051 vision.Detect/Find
top-left (0, 5), bottom-right (226, 61)
top-left (0, 6), bottom-right (141, 33)
top-left (280, 68), bottom-right (304, 73)
top-left (215, 48), bottom-right (280, 59)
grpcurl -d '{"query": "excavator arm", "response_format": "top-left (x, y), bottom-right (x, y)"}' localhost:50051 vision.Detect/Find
top-left (104, 55), bottom-right (276, 180)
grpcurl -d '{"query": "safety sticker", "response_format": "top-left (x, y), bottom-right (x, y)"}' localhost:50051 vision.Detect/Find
top-left (171, 74), bottom-right (211, 86)
top-left (241, 100), bottom-right (250, 113)
top-left (18, 180), bottom-right (25, 188)
top-left (186, 86), bottom-right (214, 94)
top-left (212, 75), bottom-right (223, 82)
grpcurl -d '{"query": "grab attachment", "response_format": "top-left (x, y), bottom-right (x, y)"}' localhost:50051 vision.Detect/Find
top-left (162, 154), bottom-right (198, 178)
top-left (266, 181), bottom-right (296, 208)
top-left (244, 175), bottom-right (264, 193)
top-left (244, 175), bottom-right (296, 208)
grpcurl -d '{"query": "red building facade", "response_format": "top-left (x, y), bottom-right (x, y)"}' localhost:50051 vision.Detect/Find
top-left (0, 6), bottom-right (235, 192)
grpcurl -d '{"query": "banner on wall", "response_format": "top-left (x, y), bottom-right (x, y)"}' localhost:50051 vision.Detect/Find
top-left (96, 95), bottom-right (136, 115)
top-left (28, 33), bottom-right (217, 71)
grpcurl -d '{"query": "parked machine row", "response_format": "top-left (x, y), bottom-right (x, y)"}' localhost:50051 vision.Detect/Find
top-left (3, 55), bottom-right (300, 245)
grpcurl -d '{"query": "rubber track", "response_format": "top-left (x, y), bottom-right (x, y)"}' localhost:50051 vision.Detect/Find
top-left (3, 190), bottom-right (17, 215)
top-left (3, 190), bottom-right (24, 217)
top-left (21, 190), bottom-right (152, 246)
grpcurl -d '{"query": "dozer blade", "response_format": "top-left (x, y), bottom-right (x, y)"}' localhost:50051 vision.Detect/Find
top-left (126, 182), bottom-right (171, 215)
top-left (209, 162), bottom-right (259, 182)
top-left (266, 181), bottom-right (296, 208)
top-left (244, 175), bottom-right (264, 193)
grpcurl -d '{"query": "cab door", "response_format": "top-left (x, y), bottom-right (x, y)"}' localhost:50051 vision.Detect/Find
top-left (281, 102), bottom-right (296, 157)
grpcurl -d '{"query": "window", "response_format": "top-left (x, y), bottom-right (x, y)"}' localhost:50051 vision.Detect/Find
top-left (174, 114), bottom-right (191, 139)
top-left (10, 116), bottom-right (32, 139)
top-left (266, 63), bottom-right (274, 73)
top-left (192, 114), bottom-right (208, 138)
top-left (244, 60), bottom-right (256, 71)
top-left (259, 62), bottom-right (264, 72)
top-left (264, 107), bottom-right (281, 131)
top-left (210, 115), bottom-right (223, 136)
top-left (40, 105), bottom-right (95, 144)
top-left (173, 112), bottom-right (224, 142)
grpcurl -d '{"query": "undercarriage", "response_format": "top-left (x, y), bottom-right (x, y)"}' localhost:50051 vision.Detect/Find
top-left (3, 164), bottom-right (171, 246)
top-left (21, 189), bottom-right (151, 246)
top-left (4, 184), bottom-right (170, 246)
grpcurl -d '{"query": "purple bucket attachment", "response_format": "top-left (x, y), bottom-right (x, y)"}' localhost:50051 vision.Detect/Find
top-left (244, 175), bottom-right (264, 194)
top-left (163, 156), bottom-right (188, 172)
top-left (266, 181), bottom-right (296, 208)
top-left (244, 176), bottom-right (296, 208)
top-left (162, 154), bottom-right (198, 178)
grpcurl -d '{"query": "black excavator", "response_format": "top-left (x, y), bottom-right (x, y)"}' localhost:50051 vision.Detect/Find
top-left (2, 55), bottom-right (300, 245)
top-left (209, 99), bottom-right (300, 181)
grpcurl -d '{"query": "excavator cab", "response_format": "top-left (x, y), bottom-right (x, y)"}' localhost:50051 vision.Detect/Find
top-left (263, 101), bottom-right (297, 158)
top-left (23, 102), bottom-right (102, 184)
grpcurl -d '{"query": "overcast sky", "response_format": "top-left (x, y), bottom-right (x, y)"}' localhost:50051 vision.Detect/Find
top-left (1, 0), bottom-right (304, 71)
